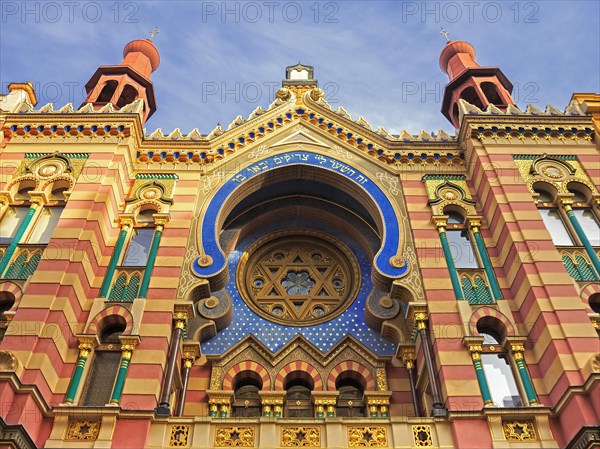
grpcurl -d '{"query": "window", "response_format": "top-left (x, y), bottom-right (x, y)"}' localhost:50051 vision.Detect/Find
top-left (0, 292), bottom-right (16, 342)
top-left (232, 377), bottom-right (262, 418)
top-left (336, 378), bottom-right (365, 417)
top-left (0, 207), bottom-right (29, 244)
top-left (445, 212), bottom-right (479, 269)
top-left (284, 377), bottom-right (313, 418)
top-left (80, 323), bottom-right (124, 406)
top-left (122, 228), bottom-right (155, 266)
top-left (481, 354), bottom-right (523, 408)
top-left (535, 188), bottom-right (574, 246)
top-left (572, 209), bottom-right (600, 246)
top-left (27, 207), bottom-right (63, 244)
top-left (477, 324), bottom-right (523, 408)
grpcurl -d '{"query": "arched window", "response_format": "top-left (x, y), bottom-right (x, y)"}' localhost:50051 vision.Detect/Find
top-left (477, 323), bottom-right (523, 408)
top-left (1, 184), bottom-right (34, 244)
top-left (0, 291), bottom-right (16, 341)
top-left (534, 187), bottom-right (574, 246)
top-left (445, 211), bottom-right (479, 269)
top-left (481, 82), bottom-right (502, 105)
top-left (80, 323), bottom-right (125, 406)
top-left (26, 186), bottom-right (67, 245)
top-left (568, 185), bottom-right (600, 247)
top-left (336, 378), bottom-right (365, 417)
top-left (284, 375), bottom-right (313, 418)
top-left (116, 85), bottom-right (138, 109)
top-left (97, 80), bottom-right (118, 103)
top-left (121, 208), bottom-right (157, 267)
top-left (459, 86), bottom-right (484, 110)
top-left (232, 374), bottom-right (262, 418)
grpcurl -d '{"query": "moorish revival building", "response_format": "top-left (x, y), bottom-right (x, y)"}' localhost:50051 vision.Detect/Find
top-left (0, 35), bottom-right (599, 449)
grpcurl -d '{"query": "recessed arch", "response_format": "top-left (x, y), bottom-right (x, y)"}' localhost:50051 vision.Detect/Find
top-left (275, 361), bottom-right (323, 391)
top-left (86, 305), bottom-right (135, 336)
top-left (469, 306), bottom-right (515, 340)
top-left (327, 361), bottom-right (375, 392)
top-left (192, 151), bottom-right (407, 289)
top-left (223, 361), bottom-right (271, 391)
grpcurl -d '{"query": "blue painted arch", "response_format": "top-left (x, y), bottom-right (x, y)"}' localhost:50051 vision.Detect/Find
top-left (192, 151), bottom-right (407, 280)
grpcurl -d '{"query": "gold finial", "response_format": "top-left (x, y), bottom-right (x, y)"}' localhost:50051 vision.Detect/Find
top-left (149, 27), bottom-right (160, 41)
top-left (439, 27), bottom-right (450, 42)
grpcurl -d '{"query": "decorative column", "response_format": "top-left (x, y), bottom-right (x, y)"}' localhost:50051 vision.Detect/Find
top-left (0, 194), bottom-right (45, 276)
top-left (364, 392), bottom-right (392, 418)
top-left (506, 338), bottom-right (539, 405)
top-left (64, 336), bottom-right (98, 403)
top-left (409, 304), bottom-right (447, 417)
top-left (207, 391), bottom-right (233, 418)
top-left (156, 303), bottom-right (193, 416)
top-left (259, 391), bottom-right (285, 418)
top-left (110, 336), bottom-right (140, 404)
top-left (313, 392), bottom-right (339, 418)
top-left (432, 216), bottom-right (464, 300)
top-left (464, 337), bottom-right (493, 406)
top-left (138, 213), bottom-right (169, 298)
top-left (175, 342), bottom-right (201, 417)
top-left (99, 215), bottom-right (133, 298)
top-left (468, 217), bottom-right (502, 300)
top-left (398, 345), bottom-right (423, 417)
top-left (559, 198), bottom-right (600, 274)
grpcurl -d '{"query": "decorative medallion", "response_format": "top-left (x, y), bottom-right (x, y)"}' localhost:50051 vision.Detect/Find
top-left (214, 426), bottom-right (254, 447)
top-left (540, 163), bottom-right (566, 180)
top-left (64, 420), bottom-right (101, 441)
top-left (281, 427), bottom-right (321, 447)
top-left (502, 421), bottom-right (537, 442)
top-left (170, 425), bottom-right (190, 447)
top-left (237, 230), bottom-right (360, 326)
top-left (412, 425), bottom-right (433, 447)
top-left (347, 426), bottom-right (388, 447)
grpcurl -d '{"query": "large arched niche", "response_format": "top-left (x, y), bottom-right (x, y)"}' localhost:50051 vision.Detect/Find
top-left (192, 152), bottom-right (408, 293)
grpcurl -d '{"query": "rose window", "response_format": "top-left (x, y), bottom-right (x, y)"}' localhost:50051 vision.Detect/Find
top-left (236, 230), bottom-right (361, 326)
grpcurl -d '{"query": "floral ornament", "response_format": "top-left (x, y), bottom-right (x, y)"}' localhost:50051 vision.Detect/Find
top-left (282, 271), bottom-right (315, 295)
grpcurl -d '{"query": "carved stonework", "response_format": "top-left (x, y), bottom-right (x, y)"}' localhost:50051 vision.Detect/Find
top-left (170, 425), bottom-right (190, 447)
top-left (502, 421), bottom-right (538, 442)
top-left (347, 426), bottom-right (388, 447)
top-left (0, 351), bottom-right (18, 371)
top-left (214, 426), bottom-right (254, 447)
top-left (412, 425), bottom-right (433, 447)
top-left (64, 420), bottom-right (101, 441)
top-left (281, 427), bottom-right (321, 447)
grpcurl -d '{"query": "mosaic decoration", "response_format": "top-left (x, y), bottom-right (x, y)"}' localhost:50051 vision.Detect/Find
top-left (64, 420), bottom-right (100, 441)
top-left (236, 230), bottom-right (360, 326)
top-left (347, 426), bottom-right (387, 447)
top-left (502, 421), bottom-right (538, 442)
top-left (412, 425), bottom-right (433, 447)
top-left (281, 427), bottom-right (321, 447)
top-left (214, 426), bottom-right (254, 447)
top-left (201, 220), bottom-right (396, 355)
top-left (170, 425), bottom-right (190, 447)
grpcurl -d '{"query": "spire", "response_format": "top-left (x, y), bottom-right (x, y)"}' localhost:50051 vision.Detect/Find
top-left (439, 38), bottom-right (515, 128)
top-left (81, 37), bottom-right (160, 124)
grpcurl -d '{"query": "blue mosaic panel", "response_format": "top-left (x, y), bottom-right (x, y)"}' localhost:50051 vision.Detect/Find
top-left (201, 228), bottom-right (396, 356)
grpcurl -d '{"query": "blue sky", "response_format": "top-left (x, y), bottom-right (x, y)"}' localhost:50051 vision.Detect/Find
top-left (1, 1), bottom-right (599, 135)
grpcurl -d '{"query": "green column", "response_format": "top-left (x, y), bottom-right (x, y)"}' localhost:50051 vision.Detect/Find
top-left (513, 352), bottom-right (538, 404)
top-left (138, 226), bottom-right (163, 298)
top-left (64, 341), bottom-right (93, 403)
top-left (99, 225), bottom-right (130, 298)
top-left (0, 205), bottom-right (39, 276)
top-left (110, 346), bottom-right (133, 403)
top-left (472, 228), bottom-right (503, 300)
top-left (565, 207), bottom-right (600, 275)
top-left (438, 227), bottom-right (464, 300)
top-left (471, 354), bottom-right (493, 405)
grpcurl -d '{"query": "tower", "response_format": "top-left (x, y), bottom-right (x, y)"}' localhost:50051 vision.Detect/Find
top-left (81, 37), bottom-right (160, 123)
top-left (440, 39), bottom-right (515, 128)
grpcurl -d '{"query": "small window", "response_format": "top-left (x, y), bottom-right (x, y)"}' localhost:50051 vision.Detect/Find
top-left (481, 354), bottom-right (523, 408)
top-left (447, 211), bottom-right (465, 225)
top-left (0, 207), bottom-right (29, 244)
top-left (284, 378), bottom-right (313, 418)
top-left (27, 207), bottom-right (64, 244)
top-left (572, 209), bottom-right (600, 246)
top-left (446, 229), bottom-right (479, 268)
top-left (232, 378), bottom-right (262, 418)
top-left (136, 208), bottom-right (156, 224)
top-left (477, 327), bottom-right (502, 345)
top-left (14, 186), bottom-right (33, 202)
top-left (49, 187), bottom-right (68, 202)
top-left (336, 378), bottom-right (365, 417)
top-left (538, 209), bottom-right (574, 246)
top-left (571, 190), bottom-right (588, 203)
top-left (122, 228), bottom-right (155, 266)
top-left (534, 189), bottom-right (554, 204)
